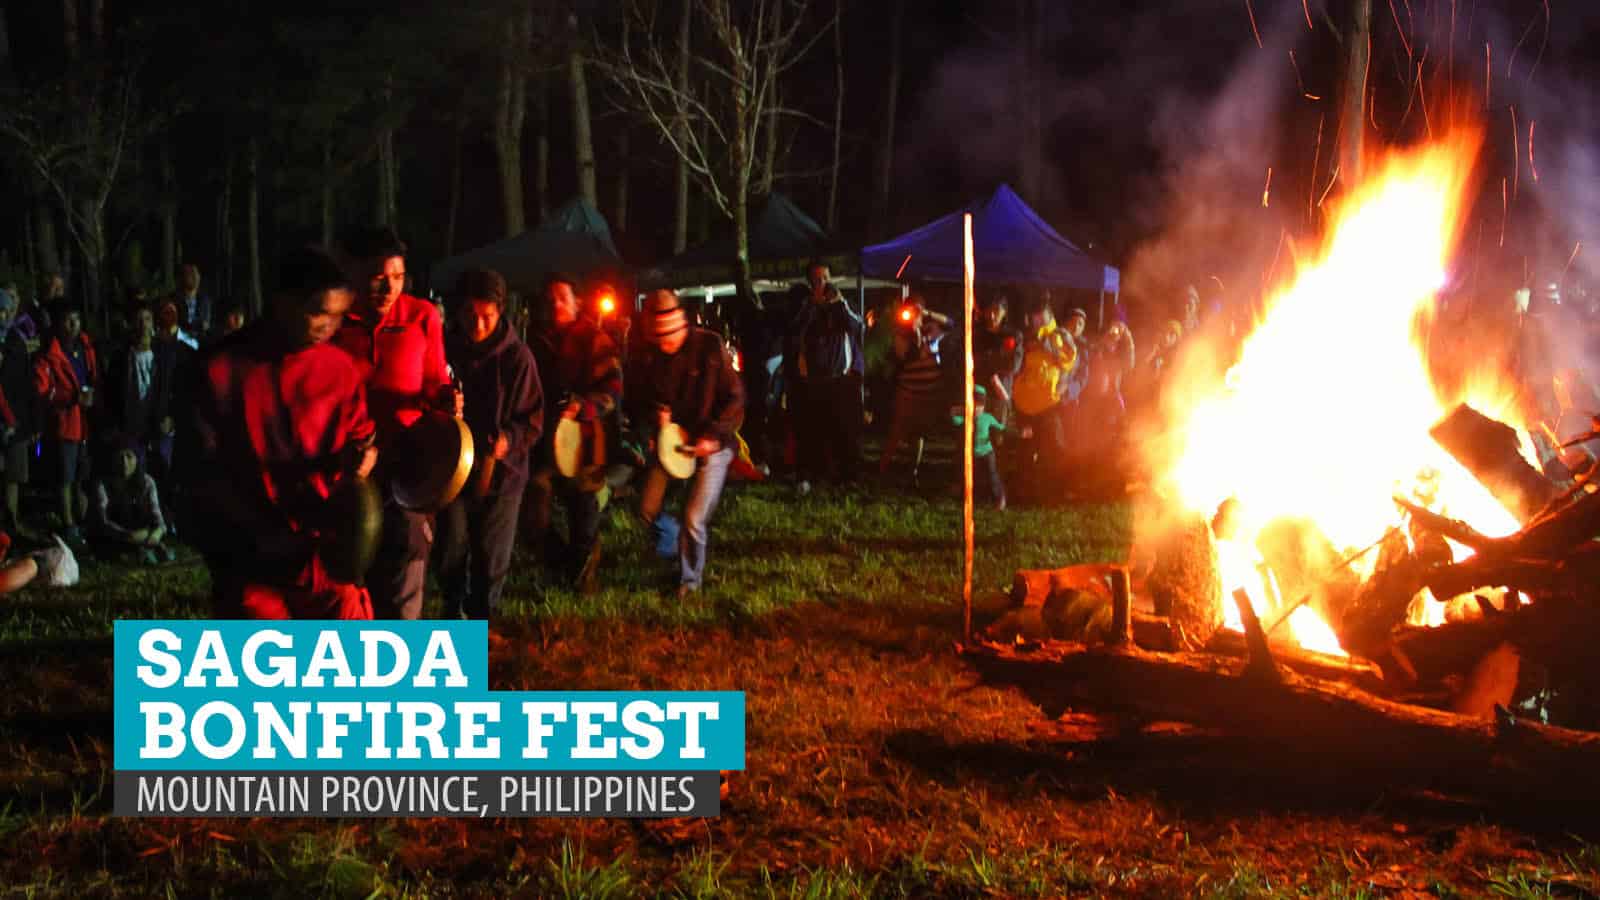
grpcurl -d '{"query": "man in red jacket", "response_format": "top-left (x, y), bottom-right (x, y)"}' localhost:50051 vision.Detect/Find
top-left (33, 307), bottom-right (99, 544)
top-left (187, 246), bottom-right (378, 619)
top-left (332, 226), bottom-right (457, 619)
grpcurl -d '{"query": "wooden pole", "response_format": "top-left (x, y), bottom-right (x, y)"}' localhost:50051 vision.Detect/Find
top-left (962, 213), bottom-right (976, 642)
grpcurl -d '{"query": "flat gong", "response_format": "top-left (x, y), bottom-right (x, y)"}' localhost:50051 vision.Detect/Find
top-left (389, 412), bottom-right (475, 512)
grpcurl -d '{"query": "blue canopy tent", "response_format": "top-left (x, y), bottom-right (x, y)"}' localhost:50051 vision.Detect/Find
top-left (861, 184), bottom-right (1120, 325)
top-left (430, 197), bottom-right (626, 301)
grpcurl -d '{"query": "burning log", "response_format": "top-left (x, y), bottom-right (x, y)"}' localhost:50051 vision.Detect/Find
top-left (1232, 588), bottom-right (1281, 683)
top-left (1333, 529), bottom-right (1433, 661)
top-left (1206, 628), bottom-right (1385, 690)
top-left (1429, 404), bottom-right (1558, 524)
top-left (963, 639), bottom-right (1600, 813)
top-left (1145, 516), bottom-right (1223, 649)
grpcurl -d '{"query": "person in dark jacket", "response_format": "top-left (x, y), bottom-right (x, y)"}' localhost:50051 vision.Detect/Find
top-left (0, 290), bottom-right (40, 535)
top-left (626, 290), bottom-right (744, 596)
top-left (523, 272), bottom-right (622, 593)
top-left (973, 294), bottom-right (1024, 424)
top-left (437, 269), bottom-right (544, 619)
top-left (784, 263), bottom-right (864, 488)
top-left (104, 305), bottom-right (190, 483)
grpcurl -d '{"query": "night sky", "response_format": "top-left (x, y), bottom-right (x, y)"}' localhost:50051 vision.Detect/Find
top-left (4, 0), bottom-right (1600, 312)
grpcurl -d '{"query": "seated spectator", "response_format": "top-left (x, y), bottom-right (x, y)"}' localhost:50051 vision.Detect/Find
top-left (90, 437), bottom-right (173, 564)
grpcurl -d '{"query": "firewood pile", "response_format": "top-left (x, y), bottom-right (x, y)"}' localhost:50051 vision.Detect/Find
top-left (966, 404), bottom-right (1600, 810)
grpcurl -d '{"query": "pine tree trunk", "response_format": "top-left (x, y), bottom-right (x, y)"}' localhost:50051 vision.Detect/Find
top-left (827, 0), bottom-right (845, 231)
top-left (672, 0), bottom-right (692, 253)
top-left (87, 0), bottom-right (103, 51)
top-left (80, 197), bottom-right (105, 332)
top-left (1340, 0), bottom-right (1371, 180)
top-left (614, 130), bottom-right (629, 234)
top-left (375, 127), bottom-right (397, 226)
top-left (733, 54), bottom-right (754, 306)
top-left (218, 155), bottom-right (233, 304)
top-left (873, 0), bottom-right (905, 232)
top-left (0, 4), bottom-right (14, 85)
top-left (22, 204), bottom-right (35, 284)
top-left (160, 144), bottom-right (177, 286)
top-left (445, 121), bottom-right (463, 256)
top-left (569, 45), bottom-right (597, 206)
top-left (35, 202), bottom-right (60, 276)
top-left (494, 11), bottom-right (530, 238)
top-left (320, 140), bottom-right (335, 247)
top-left (534, 71), bottom-right (549, 219)
top-left (247, 137), bottom-right (262, 317)
top-left (61, 0), bottom-right (78, 61)
top-left (758, 0), bottom-right (782, 197)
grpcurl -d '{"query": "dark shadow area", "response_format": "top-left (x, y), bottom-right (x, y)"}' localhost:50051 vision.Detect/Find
top-left (885, 723), bottom-right (1600, 839)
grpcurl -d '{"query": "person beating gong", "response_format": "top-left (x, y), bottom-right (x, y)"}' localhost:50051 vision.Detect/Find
top-left (624, 290), bottom-right (744, 597)
top-left (331, 226), bottom-right (461, 620)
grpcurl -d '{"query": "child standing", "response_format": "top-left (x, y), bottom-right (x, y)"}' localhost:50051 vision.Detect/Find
top-left (952, 385), bottom-right (1007, 510)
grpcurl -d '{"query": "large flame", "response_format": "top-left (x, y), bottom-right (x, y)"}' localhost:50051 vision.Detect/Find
top-left (1157, 127), bottom-right (1527, 654)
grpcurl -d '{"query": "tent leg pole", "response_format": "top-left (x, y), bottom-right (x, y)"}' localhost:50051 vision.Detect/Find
top-left (1098, 288), bottom-right (1105, 332)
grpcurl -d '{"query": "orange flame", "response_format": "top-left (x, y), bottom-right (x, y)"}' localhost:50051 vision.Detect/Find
top-left (1154, 126), bottom-right (1526, 654)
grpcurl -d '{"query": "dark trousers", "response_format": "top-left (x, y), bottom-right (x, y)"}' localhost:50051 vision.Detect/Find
top-left (369, 504), bottom-right (432, 620)
top-left (794, 373), bottom-right (862, 483)
top-left (436, 485), bottom-right (525, 619)
top-left (1013, 406), bottom-right (1066, 494)
top-left (523, 467), bottom-right (602, 580)
top-left (977, 452), bottom-right (1006, 506)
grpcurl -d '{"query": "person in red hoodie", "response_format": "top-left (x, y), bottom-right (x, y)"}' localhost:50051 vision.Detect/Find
top-left (331, 226), bottom-right (458, 620)
top-left (185, 246), bottom-right (378, 619)
top-left (33, 307), bottom-right (99, 544)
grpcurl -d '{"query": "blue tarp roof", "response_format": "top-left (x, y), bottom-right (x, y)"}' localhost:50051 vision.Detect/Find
top-left (431, 197), bottom-right (623, 296)
top-left (861, 184), bottom-right (1119, 293)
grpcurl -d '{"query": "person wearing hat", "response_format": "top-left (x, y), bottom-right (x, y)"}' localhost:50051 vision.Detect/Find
top-left (625, 289), bottom-right (744, 596)
top-left (879, 296), bottom-right (953, 484)
top-left (183, 245), bottom-right (379, 619)
top-left (436, 268), bottom-right (544, 619)
top-left (331, 225), bottom-right (459, 620)
top-left (951, 385), bottom-right (1008, 510)
top-left (523, 271), bottom-right (623, 593)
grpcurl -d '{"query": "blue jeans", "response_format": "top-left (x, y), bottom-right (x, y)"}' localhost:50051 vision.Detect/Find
top-left (640, 446), bottom-right (735, 590)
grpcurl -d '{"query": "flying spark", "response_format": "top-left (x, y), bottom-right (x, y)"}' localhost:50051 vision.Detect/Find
top-left (1262, 167), bottom-right (1273, 208)
top-left (1244, 0), bottom-right (1263, 48)
top-left (1529, 120), bottom-right (1539, 183)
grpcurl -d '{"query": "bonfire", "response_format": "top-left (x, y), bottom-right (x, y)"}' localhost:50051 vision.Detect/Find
top-left (971, 126), bottom-right (1600, 814)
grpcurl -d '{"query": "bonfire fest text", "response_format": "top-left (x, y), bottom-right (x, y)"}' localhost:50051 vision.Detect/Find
top-left (110, 621), bottom-right (744, 818)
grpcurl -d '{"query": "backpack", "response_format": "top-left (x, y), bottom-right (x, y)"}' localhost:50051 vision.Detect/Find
top-left (1013, 324), bottom-right (1077, 416)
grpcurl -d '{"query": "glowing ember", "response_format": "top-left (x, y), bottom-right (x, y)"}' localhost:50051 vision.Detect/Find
top-left (1155, 127), bottom-right (1528, 655)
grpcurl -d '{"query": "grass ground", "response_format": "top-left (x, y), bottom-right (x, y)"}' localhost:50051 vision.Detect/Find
top-left (1, 477), bottom-right (1597, 898)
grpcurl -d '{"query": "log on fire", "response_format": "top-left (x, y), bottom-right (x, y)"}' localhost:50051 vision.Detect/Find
top-left (1430, 404), bottom-right (1559, 524)
top-left (962, 639), bottom-right (1600, 811)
